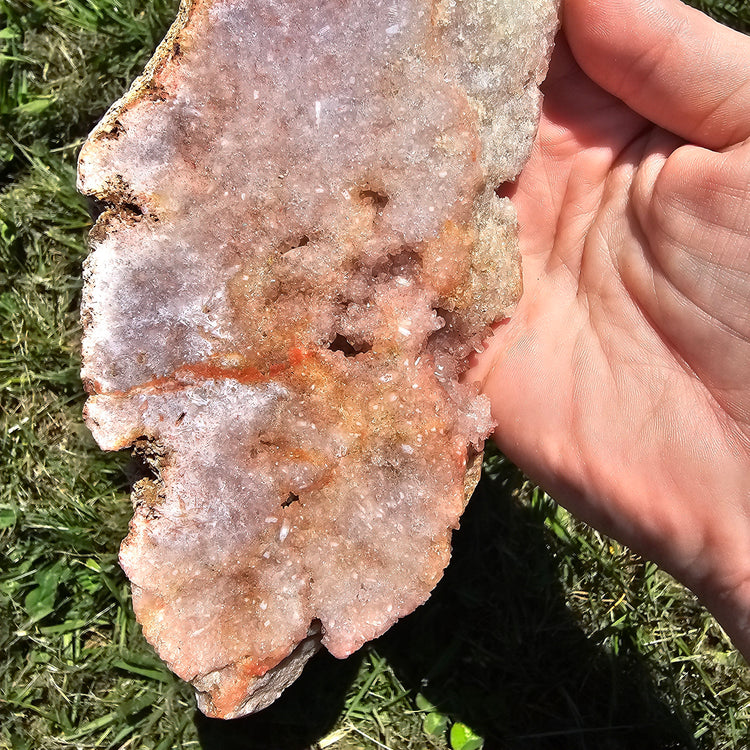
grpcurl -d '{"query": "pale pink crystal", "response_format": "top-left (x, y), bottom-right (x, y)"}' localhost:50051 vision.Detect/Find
top-left (79, 0), bottom-right (558, 718)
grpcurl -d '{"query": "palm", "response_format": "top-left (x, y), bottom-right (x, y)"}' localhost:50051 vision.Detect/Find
top-left (472, 36), bottom-right (750, 594)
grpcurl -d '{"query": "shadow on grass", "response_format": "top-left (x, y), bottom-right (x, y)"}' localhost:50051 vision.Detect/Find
top-left (377, 461), bottom-right (696, 750)
top-left (196, 459), bottom-right (696, 750)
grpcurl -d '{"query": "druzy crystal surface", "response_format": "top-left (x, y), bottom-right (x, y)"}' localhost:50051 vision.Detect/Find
top-left (79, 0), bottom-right (558, 718)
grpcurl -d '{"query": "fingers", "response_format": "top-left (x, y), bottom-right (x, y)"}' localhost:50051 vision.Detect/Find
top-left (563, 0), bottom-right (750, 150)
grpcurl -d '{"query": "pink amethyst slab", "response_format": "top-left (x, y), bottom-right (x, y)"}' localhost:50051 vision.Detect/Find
top-left (78, 0), bottom-right (558, 718)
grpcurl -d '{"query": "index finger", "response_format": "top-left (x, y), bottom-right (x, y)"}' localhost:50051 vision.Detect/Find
top-left (564, 0), bottom-right (750, 151)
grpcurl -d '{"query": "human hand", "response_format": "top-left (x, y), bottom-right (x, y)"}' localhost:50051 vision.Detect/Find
top-left (470, 0), bottom-right (750, 656)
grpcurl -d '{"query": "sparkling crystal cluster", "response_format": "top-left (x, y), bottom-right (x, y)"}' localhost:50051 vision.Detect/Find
top-left (79, 0), bottom-right (558, 717)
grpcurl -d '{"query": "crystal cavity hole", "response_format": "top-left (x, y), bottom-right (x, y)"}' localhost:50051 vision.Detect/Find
top-left (359, 189), bottom-right (389, 214)
top-left (280, 236), bottom-right (310, 256)
top-left (327, 334), bottom-right (372, 357)
top-left (282, 492), bottom-right (299, 508)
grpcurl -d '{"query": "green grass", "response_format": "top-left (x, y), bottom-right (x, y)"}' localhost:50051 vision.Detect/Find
top-left (1, 0), bottom-right (749, 748)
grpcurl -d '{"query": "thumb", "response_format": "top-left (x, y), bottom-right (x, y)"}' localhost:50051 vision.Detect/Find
top-left (563, 0), bottom-right (750, 150)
